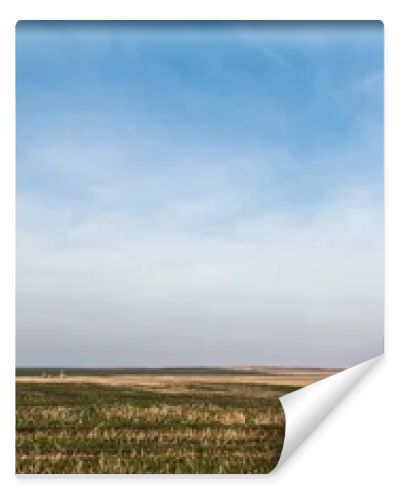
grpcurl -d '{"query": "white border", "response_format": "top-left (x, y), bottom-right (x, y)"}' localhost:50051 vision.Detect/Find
top-left (1, 2), bottom-right (398, 499)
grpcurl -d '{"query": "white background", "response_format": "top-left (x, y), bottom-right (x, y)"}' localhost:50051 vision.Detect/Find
top-left (0, 1), bottom-right (398, 499)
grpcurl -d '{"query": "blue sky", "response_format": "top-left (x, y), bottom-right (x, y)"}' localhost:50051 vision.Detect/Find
top-left (16, 22), bottom-right (384, 367)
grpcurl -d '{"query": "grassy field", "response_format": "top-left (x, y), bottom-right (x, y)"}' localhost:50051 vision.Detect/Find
top-left (16, 368), bottom-right (335, 474)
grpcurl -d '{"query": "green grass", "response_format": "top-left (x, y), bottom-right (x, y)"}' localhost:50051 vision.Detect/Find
top-left (16, 378), bottom-right (295, 474)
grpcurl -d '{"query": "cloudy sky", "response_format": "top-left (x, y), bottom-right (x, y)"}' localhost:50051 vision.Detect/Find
top-left (16, 21), bottom-right (384, 368)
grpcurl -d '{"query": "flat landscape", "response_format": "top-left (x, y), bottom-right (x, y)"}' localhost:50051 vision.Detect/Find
top-left (16, 367), bottom-right (337, 474)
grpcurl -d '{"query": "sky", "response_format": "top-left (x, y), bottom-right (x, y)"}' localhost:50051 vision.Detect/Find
top-left (16, 21), bottom-right (384, 368)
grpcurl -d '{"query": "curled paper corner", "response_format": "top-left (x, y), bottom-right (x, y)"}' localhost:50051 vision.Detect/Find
top-left (275, 355), bottom-right (383, 471)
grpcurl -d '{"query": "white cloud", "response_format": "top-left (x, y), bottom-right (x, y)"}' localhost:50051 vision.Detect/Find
top-left (16, 171), bottom-right (383, 367)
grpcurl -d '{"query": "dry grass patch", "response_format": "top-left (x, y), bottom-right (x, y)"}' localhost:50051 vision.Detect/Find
top-left (15, 372), bottom-right (307, 474)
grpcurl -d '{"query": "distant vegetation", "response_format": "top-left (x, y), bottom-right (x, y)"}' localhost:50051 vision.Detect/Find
top-left (16, 367), bottom-right (262, 376)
